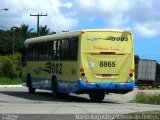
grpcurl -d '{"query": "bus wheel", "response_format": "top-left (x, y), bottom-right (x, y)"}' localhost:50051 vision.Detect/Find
top-left (27, 74), bottom-right (35, 93)
top-left (51, 76), bottom-right (59, 97)
top-left (89, 92), bottom-right (105, 102)
top-left (51, 76), bottom-right (57, 95)
top-left (51, 77), bottom-right (68, 98)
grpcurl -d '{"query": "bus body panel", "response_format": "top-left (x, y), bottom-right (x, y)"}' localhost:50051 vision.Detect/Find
top-left (22, 61), bottom-right (80, 89)
top-left (22, 29), bottom-right (134, 95)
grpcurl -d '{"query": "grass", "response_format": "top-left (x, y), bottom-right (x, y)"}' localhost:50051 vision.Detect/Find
top-left (148, 87), bottom-right (160, 90)
top-left (0, 77), bottom-right (21, 85)
top-left (133, 92), bottom-right (160, 105)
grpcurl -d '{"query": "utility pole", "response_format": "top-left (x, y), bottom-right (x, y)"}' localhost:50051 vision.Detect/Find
top-left (12, 27), bottom-right (16, 55)
top-left (30, 13), bottom-right (47, 36)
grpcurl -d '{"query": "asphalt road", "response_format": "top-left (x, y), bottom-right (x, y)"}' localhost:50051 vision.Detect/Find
top-left (0, 87), bottom-right (160, 120)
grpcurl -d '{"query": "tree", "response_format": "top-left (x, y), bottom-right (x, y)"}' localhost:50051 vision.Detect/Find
top-left (11, 24), bottom-right (35, 53)
top-left (0, 24), bottom-right (56, 55)
top-left (0, 30), bottom-right (12, 54)
top-left (39, 25), bottom-right (50, 36)
top-left (134, 55), bottom-right (139, 64)
top-left (134, 55), bottom-right (140, 81)
top-left (19, 24), bottom-right (34, 40)
top-left (156, 63), bottom-right (160, 82)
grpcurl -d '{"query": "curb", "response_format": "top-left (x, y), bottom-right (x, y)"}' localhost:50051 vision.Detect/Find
top-left (0, 85), bottom-right (23, 88)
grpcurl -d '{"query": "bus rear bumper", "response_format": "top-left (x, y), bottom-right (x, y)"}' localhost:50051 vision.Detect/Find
top-left (77, 80), bottom-right (134, 94)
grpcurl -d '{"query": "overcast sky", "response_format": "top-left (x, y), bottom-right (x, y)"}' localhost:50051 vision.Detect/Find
top-left (0, 0), bottom-right (160, 62)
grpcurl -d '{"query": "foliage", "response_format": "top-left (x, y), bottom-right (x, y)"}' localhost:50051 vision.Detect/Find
top-left (0, 77), bottom-right (21, 85)
top-left (10, 24), bottom-right (35, 53)
top-left (156, 63), bottom-right (160, 82)
top-left (133, 92), bottom-right (160, 105)
top-left (0, 24), bottom-right (36, 55)
top-left (0, 30), bottom-right (12, 54)
top-left (134, 55), bottom-right (139, 64)
top-left (134, 55), bottom-right (139, 82)
top-left (0, 53), bottom-right (22, 78)
top-left (39, 25), bottom-right (50, 36)
top-left (0, 24), bottom-right (56, 55)
top-left (19, 23), bottom-right (34, 40)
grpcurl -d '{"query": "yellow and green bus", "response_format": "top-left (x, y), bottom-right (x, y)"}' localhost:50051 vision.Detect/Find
top-left (22, 29), bottom-right (134, 102)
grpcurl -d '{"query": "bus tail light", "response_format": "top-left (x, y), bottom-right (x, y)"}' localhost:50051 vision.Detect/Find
top-left (80, 68), bottom-right (84, 73)
top-left (130, 69), bottom-right (134, 73)
top-left (126, 69), bottom-right (134, 82)
top-left (129, 69), bottom-right (134, 77)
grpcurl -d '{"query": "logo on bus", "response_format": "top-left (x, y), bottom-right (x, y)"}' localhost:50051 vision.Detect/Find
top-left (87, 36), bottom-right (128, 41)
top-left (34, 62), bottom-right (62, 75)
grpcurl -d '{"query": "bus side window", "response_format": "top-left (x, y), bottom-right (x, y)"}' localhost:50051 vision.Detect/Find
top-left (22, 47), bottom-right (27, 67)
top-left (53, 40), bottom-right (60, 60)
top-left (74, 37), bottom-right (79, 60)
top-left (29, 44), bottom-right (33, 61)
top-left (70, 37), bottom-right (79, 61)
top-left (48, 41), bottom-right (52, 60)
top-left (52, 41), bottom-right (56, 60)
top-left (39, 43), bottom-right (43, 61)
top-left (56, 40), bottom-right (61, 60)
top-left (43, 42), bottom-right (46, 61)
top-left (28, 44), bottom-right (31, 61)
top-left (60, 39), bottom-right (66, 60)
top-left (36, 43), bottom-right (40, 61)
top-left (68, 39), bottom-right (72, 60)
top-left (35, 43), bottom-right (38, 61)
top-left (27, 45), bottom-right (30, 61)
top-left (65, 38), bottom-right (70, 60)
top-left (45, 41), bottom-right (52, 61)
top-left (32, 44), bottom-right (36, 61)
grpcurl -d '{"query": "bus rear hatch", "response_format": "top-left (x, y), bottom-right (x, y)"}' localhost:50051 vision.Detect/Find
top-left (81, 30), bottom-right (134, 83)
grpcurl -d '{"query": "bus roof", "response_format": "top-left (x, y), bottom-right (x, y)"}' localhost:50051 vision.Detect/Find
top-left (24, 29), bottom-right (131, 45)
top-left (24, 31), bottom-right (81, 45)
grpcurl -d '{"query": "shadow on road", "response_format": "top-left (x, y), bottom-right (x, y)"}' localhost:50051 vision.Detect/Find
top-left (0, 89), bottom-right (119, 104)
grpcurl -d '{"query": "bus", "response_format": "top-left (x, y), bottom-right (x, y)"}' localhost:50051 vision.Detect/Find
top-left (22, 29), bottom-right (134, 102)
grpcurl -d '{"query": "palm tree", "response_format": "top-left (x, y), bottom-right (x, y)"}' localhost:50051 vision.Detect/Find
top-left (19, 23), bottom-right (34, 40)
top-left (39, 25), bottom-right (50, 36)
top-left (10, 24), bottom-right (34, 53)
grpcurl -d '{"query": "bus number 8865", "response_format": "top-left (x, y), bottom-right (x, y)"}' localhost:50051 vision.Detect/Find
top-left (100, 61), bottom-right (116, 67)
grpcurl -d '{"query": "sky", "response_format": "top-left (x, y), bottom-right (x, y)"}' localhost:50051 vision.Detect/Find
top-left (0, 0), bottom-right (160, 62)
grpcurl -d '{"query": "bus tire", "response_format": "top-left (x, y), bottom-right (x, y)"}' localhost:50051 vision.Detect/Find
top-left (27, 74), bottom-right (35, 93)
top-left (89, 92), bottom-right (105, 102)
top-left (51, 76), bottom-right (59, 97)
top-left (51, 76), bottom-right (68, 98)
